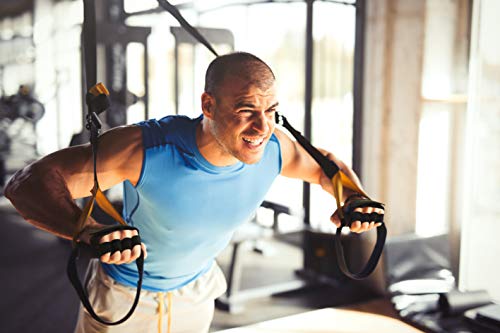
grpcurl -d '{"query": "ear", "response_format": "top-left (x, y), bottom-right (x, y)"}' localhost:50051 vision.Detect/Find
top-left (201, 92), bottom-right (216, 119)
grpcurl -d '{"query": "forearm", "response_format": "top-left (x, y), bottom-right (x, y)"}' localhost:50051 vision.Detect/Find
top-left (276, 129), bottom-right (367, 201)
top-left (317, 148), bottom-right (367, 201)
top-left (4, 163), bottom-right (96, 240)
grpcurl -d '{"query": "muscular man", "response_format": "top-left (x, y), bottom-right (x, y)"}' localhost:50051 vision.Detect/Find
top-left (5, 52), bottom-right (383, 333)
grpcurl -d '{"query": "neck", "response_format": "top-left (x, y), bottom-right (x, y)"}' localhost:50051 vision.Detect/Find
top-left (196, 118), bottom-right (239, 167)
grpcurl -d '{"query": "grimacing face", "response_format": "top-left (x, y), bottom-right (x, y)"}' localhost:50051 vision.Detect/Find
top-left (208, 76), bottom-right (278, 165)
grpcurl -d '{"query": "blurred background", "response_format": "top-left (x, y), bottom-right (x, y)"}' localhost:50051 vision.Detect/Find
top-left (0, 0), bottom-right (498, 332)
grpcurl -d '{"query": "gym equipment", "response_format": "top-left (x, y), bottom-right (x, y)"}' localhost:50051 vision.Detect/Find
top-left (0, 85), bottom-right (45, 187)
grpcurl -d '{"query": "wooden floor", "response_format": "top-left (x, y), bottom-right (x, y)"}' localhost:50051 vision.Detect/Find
top-left (342, 297), bottom-right (400, 318)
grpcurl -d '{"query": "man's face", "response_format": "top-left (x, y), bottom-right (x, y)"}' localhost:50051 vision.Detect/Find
top-left (207, 76), bottom-right (278, 165)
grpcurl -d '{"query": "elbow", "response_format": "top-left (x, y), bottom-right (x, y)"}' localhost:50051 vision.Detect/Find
top-left (4, 167), bottom-right (27, 203)
top-left (4, 169), bottom-right (19, 201)
top-left (4, 163), bottom-right (42, 204)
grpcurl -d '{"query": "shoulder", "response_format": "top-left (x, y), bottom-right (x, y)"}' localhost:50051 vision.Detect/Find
top-left (137, 115), bottom-right (197, 148)
top-left (98, 125), bottom-right (143, 174)
top-left (99, 125), bottom-right (142, 151)
top-left (273, 127), bottom-right (297, 164)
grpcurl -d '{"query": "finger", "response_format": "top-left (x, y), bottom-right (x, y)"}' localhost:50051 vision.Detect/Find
top-left (100, 252), bottom-right (111, 262)
top-left (130, 244), bottom-right (141, 263)
top-left (350, 221), bottom-right (362, 233)
top-left (117, 249), bottom-right (132, 265)
top-left (369, 221), bottom-right (375, 230)
top-left (122, 229), bottom-right (133, 240)
top-left (374, 207), bottom-right (384, 215)
top-left (99, 233), bottom-right (111, 262)
top-left (141, 243), bottom-right (148, 260)
top-left (358, 222), bottom-right (370, 233)
top-left (119, 229), bottom-right (138, 264)
top-left (376, 222), bottom-right (382, 227)
top-left (102, 231), bottom-right (122, 264)
top-left (330, 213), bottom-right (341, 228)
top-left (108, 250), bottom-right (122, 264)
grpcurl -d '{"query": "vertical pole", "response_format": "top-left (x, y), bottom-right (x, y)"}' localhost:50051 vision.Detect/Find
top-left (352, 0), bottom-right (365, 176)
top-left (303, 0), bottom-right (314, 226)
top-left (174, 41), bottom-right (179, 115)
top-left (144, 41), bottom-right (150, 120)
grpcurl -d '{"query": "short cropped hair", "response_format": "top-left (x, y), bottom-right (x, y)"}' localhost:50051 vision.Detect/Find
top-left (204, 52), bottom-right (275, 97)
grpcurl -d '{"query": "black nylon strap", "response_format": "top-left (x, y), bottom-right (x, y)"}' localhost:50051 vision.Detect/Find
top-left (67, 225), bottom-right (144, 325)
top-left (275, 113), bottom-right (340, 178)
top-left (335, 222), bottom-right (387, 280)
top-left (157, 0), bottom-right (219, 57)
top-left (82, 0), bottom-right (96, 91)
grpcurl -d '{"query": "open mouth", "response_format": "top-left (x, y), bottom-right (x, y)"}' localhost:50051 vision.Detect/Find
top-left (242, 136), bottom-right (265, 147)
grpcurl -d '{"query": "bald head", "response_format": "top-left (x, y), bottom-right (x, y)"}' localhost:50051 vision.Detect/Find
top-left (204, 52), bottom-right (275, 98)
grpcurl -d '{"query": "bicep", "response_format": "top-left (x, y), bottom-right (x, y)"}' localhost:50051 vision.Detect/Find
top-left (45, 126), bottom-right (143, 199)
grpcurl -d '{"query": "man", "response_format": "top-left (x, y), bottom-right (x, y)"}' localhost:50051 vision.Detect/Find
top-left (5, 52), bottom-right (383, 332)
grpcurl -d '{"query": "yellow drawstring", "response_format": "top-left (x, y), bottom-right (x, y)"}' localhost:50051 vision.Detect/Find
top-left (167, 292), bottom-right (172, 333)
top-left (158, 291), bottom-right (173, 333)
top-left (158, 292), bottom-right (164, 333)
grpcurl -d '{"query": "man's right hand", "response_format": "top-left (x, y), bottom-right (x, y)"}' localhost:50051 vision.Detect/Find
top-left (79, 225), bottom-right (148, 265)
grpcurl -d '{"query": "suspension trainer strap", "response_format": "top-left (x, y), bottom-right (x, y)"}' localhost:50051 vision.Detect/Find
top-left (157, 0), bottom-right (219, 57)
top-left (66, 0), bottom-right (144, 325)
top-left (276, 112), bottom-right (387, 280)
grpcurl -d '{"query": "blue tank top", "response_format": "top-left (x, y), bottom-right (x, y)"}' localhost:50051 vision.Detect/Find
top-left (102, 115), bottom-right (282, 291)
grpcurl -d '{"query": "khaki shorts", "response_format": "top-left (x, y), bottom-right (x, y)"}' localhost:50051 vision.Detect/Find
top-left (74, 260), bottom-right (227, 333)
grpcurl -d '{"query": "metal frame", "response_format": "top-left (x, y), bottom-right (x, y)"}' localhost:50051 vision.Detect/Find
top-left (352, 0), bottom-right (365, 178)
top-left (170, 26), bottom-right (235, 115)
top-left (79, 0), bottom-right (151, 135)
top-left (216, 200), bottom-right (307, 313)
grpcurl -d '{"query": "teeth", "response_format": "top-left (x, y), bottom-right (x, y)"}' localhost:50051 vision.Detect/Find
top-left (243, 137), bottom-right (264, 145)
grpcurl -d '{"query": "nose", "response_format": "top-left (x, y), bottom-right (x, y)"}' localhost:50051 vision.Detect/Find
top-left (252, 111), bottom-right (270, 134)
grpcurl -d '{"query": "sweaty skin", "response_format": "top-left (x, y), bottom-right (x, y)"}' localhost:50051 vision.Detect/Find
top-left (5, 74), bottom-right (382, 266)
